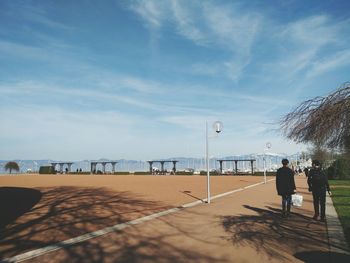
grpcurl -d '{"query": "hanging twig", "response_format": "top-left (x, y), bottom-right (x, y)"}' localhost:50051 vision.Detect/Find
top-left (280, 82), bottom-right (350, 151)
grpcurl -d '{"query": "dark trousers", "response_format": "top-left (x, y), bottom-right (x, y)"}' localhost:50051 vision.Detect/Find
top-left (282, 194), bottom-right (292, 212)
top-left (312, 190), bottom-right (326, 218)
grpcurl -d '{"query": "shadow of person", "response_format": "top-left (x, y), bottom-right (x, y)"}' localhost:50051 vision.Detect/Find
top-left (221, 205), bottom-right (330, 261)
top-left (294, 250), bottom-right (350, 263)
top-left (0, 187), bottom-right (42, 229)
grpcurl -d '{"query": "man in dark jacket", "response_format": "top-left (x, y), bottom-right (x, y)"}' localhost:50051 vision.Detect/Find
top-left (276, 159), bottom-right (296, 217)
top-left (308, 160), bottom-right (331, 222)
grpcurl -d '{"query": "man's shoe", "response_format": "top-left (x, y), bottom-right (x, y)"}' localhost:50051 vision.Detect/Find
top-left (313, 214), bottom-right (318, 220)
top-left (320, 217), bottom-right (326, 222)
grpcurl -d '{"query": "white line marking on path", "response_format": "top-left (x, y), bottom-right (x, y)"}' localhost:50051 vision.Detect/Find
top-left (1, 178), bottom-right (275, 263)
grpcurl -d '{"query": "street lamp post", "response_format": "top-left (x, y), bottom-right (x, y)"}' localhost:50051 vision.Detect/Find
top-left (206, 121), bottom-right (223, 204)
top-left (263, 142), bottom-right (272, 184)
top-left (206, 121), bottom-right (210, 203)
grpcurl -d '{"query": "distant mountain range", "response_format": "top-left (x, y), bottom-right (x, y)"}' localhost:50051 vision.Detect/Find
top-left (0, 153), bottom-right (309, 174)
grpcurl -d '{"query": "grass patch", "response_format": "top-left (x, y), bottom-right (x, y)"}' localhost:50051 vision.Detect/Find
top-left (329, 180), bottom-right (350, 246)
top-left (329, 180), bottom-right (350, 186)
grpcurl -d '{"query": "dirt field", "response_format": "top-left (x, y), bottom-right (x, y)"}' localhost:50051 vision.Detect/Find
top-left (2, 176), bottom-right (337, 263)
top-left (0, 174), bottom-right (271, 259)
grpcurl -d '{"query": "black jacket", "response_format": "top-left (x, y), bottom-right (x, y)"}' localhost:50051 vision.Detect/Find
top-left (307, 168), bottom-right (330, 192)
top-left (276, 166), bottom-right (296, 196)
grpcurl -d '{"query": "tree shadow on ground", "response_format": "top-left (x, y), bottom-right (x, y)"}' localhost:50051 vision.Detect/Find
top-left (0, 187), bottom-right (42, 229)
top-left (52, 213), bottom-right (226, 263)
top-left (1, 186), bottom-right (221, 263)
top-left (294, 250), bottom-right (350, 263)
top-left (221, 205), bottom-right (331, 261)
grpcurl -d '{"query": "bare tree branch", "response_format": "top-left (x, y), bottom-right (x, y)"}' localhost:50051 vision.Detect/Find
top-left (280, 82), bottom-right (350, 152)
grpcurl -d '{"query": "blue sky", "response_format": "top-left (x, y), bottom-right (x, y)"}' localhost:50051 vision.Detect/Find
top-left (1, 0), bottom-right (350, 161)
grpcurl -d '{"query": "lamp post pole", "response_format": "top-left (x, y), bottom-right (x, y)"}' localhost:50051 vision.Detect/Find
top-left (206, 121), bottom-right (210, 203)
top-left (205, 121), bottom-right (223, 204)
top-left (263, 153), bottom-right (266, 184)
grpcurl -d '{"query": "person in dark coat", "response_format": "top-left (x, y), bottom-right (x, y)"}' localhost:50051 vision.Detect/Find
top-left (307, 160), bottom-right (331, 222)
top-left (276, 159), bottom-right (296, 217)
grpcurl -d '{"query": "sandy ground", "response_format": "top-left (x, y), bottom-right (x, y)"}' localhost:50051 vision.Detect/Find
top-left (0, 174), bottom-right (271, 260)
top-left (4, 176), bottom-right (335, 263)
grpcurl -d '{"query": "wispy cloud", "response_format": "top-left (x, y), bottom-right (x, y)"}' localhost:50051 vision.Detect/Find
top-left (6, 2), bottom-right (73, 31)
top-left (306, 49), bottom-right (350, 78)
top-left (170, 0), bottom-right (209, 46)
top-left (0, 105), bottom-right (146, 160)
top-left (117, 76), bottom-right (165, 93)
top-left (129, 0), bottom-right (165, 29)
top-left (128, 0), bottom-right (261, 81)
top-left (202, 2), bottom-right (260, 54)
top-left (272, 15), bottom-right (348, 78)
top-left (281, 15), bottom-right (343, 47)
top-left (0, 40), bottom-right (50, 60)
top-left (190, 63), bottom-right (219, 76)
top-left (0, 80), bottom-right (162, 111)
top-left (1, 70), bottom-right (287, 113)
top-left (247, 13), bottom-right (350, 101)
top-left (0, 79), bottom-right (208, 115)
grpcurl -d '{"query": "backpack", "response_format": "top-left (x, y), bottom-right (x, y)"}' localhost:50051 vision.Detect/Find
top-left (312, 169), bottom-right (322, 180)
top-left (311, 169), bottom-right (325, 188)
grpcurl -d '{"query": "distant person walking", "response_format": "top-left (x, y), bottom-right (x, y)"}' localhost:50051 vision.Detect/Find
top-left (303, 167), bottom-right (309, 177)
top-left (307, 160), bottom-right (331, 222)
top-left (276, 159), bottom-right (296, 218)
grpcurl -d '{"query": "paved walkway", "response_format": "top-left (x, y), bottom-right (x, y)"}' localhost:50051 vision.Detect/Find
top-left (326, 194), bottom-right (350, 261)
top-left (3, 177), bottom-right (350, 263)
